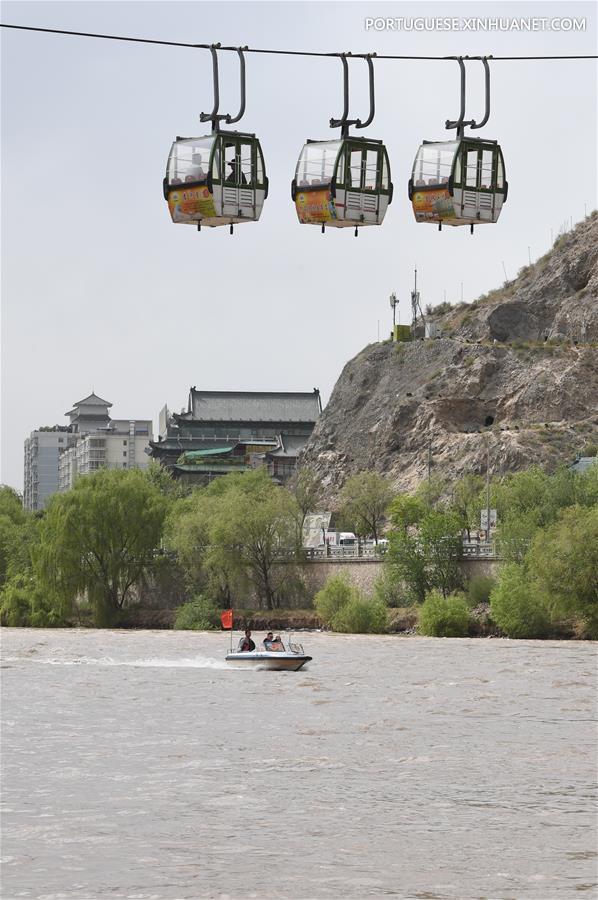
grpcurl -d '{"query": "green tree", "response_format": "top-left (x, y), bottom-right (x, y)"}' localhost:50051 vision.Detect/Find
top-left (0, 486), bottom-right (29, 585)
top-left (492, 466), bottom-right (582, 562)
top-left (467, 575), bottom-right (496, 605)
top-left (576, 463), bottom-right (598, 508)
top-left (288, 466), bottom-right (322, 533)
top-left (415, 474), bottom-right (447, 511)
top-left (314, 575), bottom-right (358, 625)
top-left (419, 590), bottom-right (470, 637)
top-left (489, 562), bottom-right (550, 639)
top-left (207, 471), bottom-right (300, 609)
top-left (527, 506), bottom-right (598, 637)
top-left (173, 595), bottom-right (218, 630)
top-left (420, 509), bottom-right (463, 597)
top-left (387, 527), bottom-right (428, 603)
top-left (170, 470), bottom-right (301, 610)
top-left (450, 474), bottom-right (484, 541)
top-left (0, 573), bottom-right (66, 627)
top-left (166, 486), bottom-right (227, 597)
top-left (339, 471), bottom-right (394, 543)
top-left (144, 460), bottom-right (188, 499)
top-left (332, 596), bottom-right (388, 634)
top-left (388, 493), bottom-right (425, 533)
top-left (34, 468), bottom-right (167, 626)
top-left (386, 507), bottom-right (463, 602)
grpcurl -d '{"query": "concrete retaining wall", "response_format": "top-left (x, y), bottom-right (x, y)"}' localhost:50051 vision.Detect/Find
top-left (296, 557), bottom-right (500, 597)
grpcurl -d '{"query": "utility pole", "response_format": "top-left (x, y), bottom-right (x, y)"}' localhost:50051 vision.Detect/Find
top-left (411, 268), bottom-right (425, 337)
top-left (389, 292), bottom-right (398, 338)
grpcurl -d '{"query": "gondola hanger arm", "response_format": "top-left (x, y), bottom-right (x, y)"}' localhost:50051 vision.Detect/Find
top-left (199, 44), bottom-right (247, 131)
top-left (470, 57), bottom-right (491, 130)
top-left (445, 55), bottom-right (493, 136)
top-left (329, 52), bottom-right (377, 136)
top-left (355, 55), bottom-right (376, 130)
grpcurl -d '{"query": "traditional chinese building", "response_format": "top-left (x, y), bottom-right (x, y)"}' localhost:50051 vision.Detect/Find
top-left (148, 387), bottom-right (321, 485)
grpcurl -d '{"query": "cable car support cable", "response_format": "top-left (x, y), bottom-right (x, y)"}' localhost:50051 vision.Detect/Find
top-left (0, 23), bottom-right (596, 61)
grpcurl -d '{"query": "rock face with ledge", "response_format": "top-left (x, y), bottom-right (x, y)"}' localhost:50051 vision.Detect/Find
top-left (301, 214), bottom-right (598, 498)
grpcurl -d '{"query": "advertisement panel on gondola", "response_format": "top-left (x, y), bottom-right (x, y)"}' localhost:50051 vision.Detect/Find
top-left (168, 186), bottom-right (216, 223)
top-left (295, 188), bottom-right (337, 224)
top-left (412, 188), bottom-right (456, 222)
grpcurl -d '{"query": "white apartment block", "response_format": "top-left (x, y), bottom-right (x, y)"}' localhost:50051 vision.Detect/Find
top-left (23, 428), bottom-right (76, 512)
top-left (58, 419), bottom-right (152, 491)
top-left (23, 393), bottom-right (153, 511)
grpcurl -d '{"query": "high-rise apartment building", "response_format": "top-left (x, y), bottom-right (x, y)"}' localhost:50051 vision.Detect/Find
top-left (23, 393), bottom-right (153, 511)
top-left (23, 427), bottom-right (76, 512)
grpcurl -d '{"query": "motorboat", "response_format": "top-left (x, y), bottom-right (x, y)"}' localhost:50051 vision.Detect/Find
top-left (226, 637), bottom-right (312, 671)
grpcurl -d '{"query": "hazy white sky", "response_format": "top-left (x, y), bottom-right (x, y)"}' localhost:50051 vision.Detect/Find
top-left (1, 0), bottom-right (596, 491)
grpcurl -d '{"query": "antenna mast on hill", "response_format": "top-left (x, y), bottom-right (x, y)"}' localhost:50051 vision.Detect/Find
top-left (411, 268), bottom-right (425, 337)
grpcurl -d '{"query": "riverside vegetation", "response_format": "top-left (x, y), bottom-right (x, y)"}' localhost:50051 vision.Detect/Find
top-left (1, 460), bottom-right (597, 639)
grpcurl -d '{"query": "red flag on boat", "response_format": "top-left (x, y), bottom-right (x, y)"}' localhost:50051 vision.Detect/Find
top-left (220, 609), bottom-right (233, 630)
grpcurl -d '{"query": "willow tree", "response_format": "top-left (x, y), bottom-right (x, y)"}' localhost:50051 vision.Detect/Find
top-left (34, 468), bottom-right (167, 625)
top-left (339, 471), bottom-right (394, 543)
top-left (169, 469), bottom-right (302, 610)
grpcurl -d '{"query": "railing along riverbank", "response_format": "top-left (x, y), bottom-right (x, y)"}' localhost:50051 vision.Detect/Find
top-left (301, 542), bottom-right (500, 561)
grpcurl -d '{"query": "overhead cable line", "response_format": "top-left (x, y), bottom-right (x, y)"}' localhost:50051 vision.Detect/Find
top-left (0, 23), bottom-right (597, 60)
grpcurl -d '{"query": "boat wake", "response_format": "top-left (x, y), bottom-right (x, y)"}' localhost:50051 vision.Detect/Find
top-left (5, 655), bottom-right (232, 670)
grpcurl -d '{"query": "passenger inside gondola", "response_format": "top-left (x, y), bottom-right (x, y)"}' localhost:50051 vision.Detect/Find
top-left (187, 153), bottom-right (206, 182)
top-left (226, 159), bottom-right (247, 184)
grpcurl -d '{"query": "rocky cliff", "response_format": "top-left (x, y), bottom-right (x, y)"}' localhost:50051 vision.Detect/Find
top-left (302, 214), bottom-right (598, 497)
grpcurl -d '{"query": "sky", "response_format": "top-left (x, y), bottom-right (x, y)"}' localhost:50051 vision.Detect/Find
top-left (1, 0), bottom-right (596, 492)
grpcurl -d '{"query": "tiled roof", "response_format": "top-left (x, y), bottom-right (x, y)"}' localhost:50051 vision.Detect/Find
top-left (65, 392), bottom-right (112, 416)
top-left (186, 390), bottom-right (321, 423)
top-left (266, 433), bottom-right (310, 458)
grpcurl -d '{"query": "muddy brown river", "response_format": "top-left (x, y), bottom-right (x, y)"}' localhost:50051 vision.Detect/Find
top-left (1, 628), bottom-right (596, 899)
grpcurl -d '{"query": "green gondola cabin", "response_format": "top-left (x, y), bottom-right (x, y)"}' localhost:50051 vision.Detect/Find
top-left (409, 138), bottom-right (507, 228)
top-left (164, 131), bottom-right (268, 229)
top-left (292, 137), bottom-right (393, 230)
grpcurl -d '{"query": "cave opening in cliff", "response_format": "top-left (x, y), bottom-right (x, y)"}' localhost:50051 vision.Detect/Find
top-left (485, 415), bottom-right (495, 427)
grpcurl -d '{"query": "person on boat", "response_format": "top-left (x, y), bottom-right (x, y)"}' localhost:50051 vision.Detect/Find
top-left (238, 629), bottom-right (255, 652)
top-left (270, 635), bottom-right (285, 652)
top-left (263, 632), bottom-right (274, 650)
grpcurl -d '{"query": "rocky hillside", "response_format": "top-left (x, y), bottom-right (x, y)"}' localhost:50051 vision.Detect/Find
top-left (302, 214), bottom-right (598, 497)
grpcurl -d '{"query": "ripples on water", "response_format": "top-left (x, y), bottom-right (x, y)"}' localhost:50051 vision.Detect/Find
top-left (1, 629), bottom-right (596, 899)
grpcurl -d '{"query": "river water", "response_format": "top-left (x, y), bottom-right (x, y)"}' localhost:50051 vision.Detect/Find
top-left (1, 628), bottom-right (596, 900)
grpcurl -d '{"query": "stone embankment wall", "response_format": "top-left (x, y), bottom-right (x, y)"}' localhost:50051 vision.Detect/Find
top-left (136, 557), bottom-right (500, 610)
top-left (295, 557), bottom-right (500, 597)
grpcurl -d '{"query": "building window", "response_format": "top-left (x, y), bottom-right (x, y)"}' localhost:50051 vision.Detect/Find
top-left (123, 440), bottom-right (127, 445)
top-left (123, 451), bottom-right (127, 457)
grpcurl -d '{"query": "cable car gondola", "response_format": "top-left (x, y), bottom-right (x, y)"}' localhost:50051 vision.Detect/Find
top-left (409, 57), bottom-right (507, 231)
top-left (163, 47), bottom-right (268, 233)
top-left (292, 55), bottom-right (393, 234)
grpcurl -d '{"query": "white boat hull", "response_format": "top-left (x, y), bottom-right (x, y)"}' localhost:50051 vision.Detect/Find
top-left (225, 651), bottom-right (312, 671)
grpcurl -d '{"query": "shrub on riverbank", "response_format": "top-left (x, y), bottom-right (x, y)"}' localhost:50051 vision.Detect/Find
top-left (314, 575), bottom-right (388, 633)
top-left (174, 595), bottom-right (219, 631)
top-left (418, 591), bottom-right (471, 637)
top-left (0, 574), bottom-right (66, 627)
top-left (387, 607), bottom-right (419, 632)
top-left (332, 597), bottom-right (388, 634)
top-left (490, 564), bottom-right (550, 639)
top-left (467, 575), bottom-right (496, 606)
top-left (314, 575), bottom-right (357, 625)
